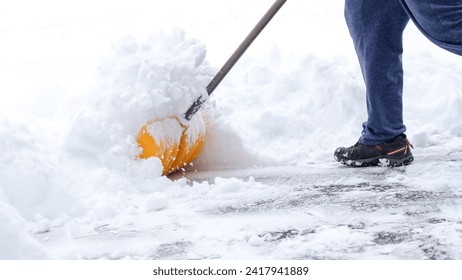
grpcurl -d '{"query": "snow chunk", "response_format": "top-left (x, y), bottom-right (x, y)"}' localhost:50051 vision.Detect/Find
top-left (143, 192), bottom-right (169, 212)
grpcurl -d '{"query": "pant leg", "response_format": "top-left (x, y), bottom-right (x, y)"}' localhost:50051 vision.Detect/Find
top-left (345, 0), bottom-right (410, 145)
top-left (400, 0), bottom-right (462, 55)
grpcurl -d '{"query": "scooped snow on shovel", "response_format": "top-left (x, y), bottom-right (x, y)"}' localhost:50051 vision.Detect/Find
top-left (137, 0), bottom-right (287, 175)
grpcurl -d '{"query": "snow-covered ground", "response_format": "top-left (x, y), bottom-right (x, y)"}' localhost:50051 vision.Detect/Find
top-left (1, 0), bottom-right (461, 259)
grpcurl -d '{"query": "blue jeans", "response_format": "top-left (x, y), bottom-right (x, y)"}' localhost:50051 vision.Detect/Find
top-left (344, 0), bottom-right (462, 145)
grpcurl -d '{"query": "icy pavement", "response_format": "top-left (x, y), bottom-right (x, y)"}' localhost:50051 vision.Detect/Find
top-left (36, 146), bottom-right (462, 260)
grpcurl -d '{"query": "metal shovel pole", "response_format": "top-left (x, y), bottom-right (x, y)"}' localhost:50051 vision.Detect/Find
top-left (184, 0), bottom-right (287, 121)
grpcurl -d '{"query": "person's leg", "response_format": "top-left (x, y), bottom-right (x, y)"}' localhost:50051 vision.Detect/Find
top-left (345, 0), bottom-right (410, 145)
top-left (400, 0), bottom-right (462, 55)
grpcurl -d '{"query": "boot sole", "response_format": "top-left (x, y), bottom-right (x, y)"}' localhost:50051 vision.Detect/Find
top-left (339, 154), bottom-right (414, 167)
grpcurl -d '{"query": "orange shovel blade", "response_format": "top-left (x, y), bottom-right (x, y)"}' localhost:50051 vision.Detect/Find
top-left (137, 116), bottom-right (205, 175)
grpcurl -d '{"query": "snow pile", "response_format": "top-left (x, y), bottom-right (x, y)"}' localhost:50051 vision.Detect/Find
top-left (0, 120), bottom-right (52, 259)
top-left (208, 52), bottom-right (367, 163)
top-left (403, 53), bottom-right (462, 147)
top-left (0, 28), bottom-right (220, 259)
top-left (0, 202), bottom-right (49, 259)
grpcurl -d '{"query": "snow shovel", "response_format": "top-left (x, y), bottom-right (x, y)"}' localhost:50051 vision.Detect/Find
top-left (137, 0), bottom-right (287, 175)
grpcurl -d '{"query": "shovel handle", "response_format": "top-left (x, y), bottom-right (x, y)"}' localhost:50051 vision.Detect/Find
top-left (184, 0), bottom-right (287, 121)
